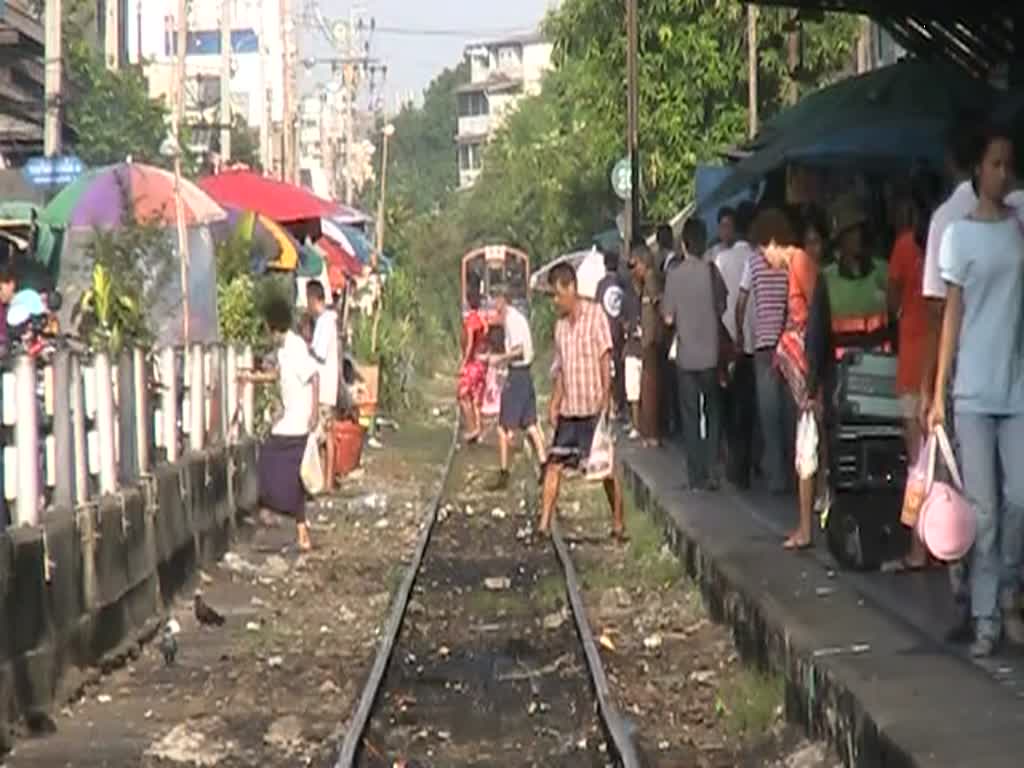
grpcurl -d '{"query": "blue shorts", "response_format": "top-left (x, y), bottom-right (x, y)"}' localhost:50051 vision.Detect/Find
top-left (548, 415), bottom-right (600, 468)
top-left (499, 367), bottom-right (537, 430)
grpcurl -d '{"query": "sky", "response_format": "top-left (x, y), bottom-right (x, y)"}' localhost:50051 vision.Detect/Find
top-left (300, 0), bottom-right (555, 109)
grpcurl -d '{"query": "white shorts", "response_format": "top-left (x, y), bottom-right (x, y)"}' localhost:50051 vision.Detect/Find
top-left (625, 356), bottom-right (642, 403)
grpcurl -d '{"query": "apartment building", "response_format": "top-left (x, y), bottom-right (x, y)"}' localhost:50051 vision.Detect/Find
top-left (128, 0), bottom-right (286, 170)
top-left (455, 30), bottom-right (552, 189)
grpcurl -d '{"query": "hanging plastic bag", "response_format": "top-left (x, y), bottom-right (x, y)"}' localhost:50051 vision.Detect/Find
top-left (300, 433), bottom-right (325, 496)
top-left (899, 437), bottom-right (929, 529)
top-left (917, 425), bottom-right (975, 562)
top-left (585, 413), bottom-right (614, 481)
top-left (795, 411), bottom-right (818, 480)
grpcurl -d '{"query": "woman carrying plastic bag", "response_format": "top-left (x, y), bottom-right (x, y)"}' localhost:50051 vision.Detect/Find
top-left (928, 127), bottom-right (1024, 657)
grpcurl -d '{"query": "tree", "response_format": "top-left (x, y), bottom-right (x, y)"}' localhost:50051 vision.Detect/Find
top-left (544, 0), bottom-right (859, 220)
top-left (377, 61), bottom-right (470, 216)
top-left (228, 115), bottom-right (261, 169)
top-left (63, 41), bottom-right (174, 168)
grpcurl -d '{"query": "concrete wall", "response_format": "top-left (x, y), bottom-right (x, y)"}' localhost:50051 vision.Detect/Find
top-left (0, 441), bottom-right (258, 753)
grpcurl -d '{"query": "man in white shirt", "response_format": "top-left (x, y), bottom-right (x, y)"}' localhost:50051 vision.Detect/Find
top-left (239, 296), bottom-right (319, 551)
top-left (307, 280), bottom-right (339, 493)
top-left (488, 291), bottom-right (546, 490)
top-left (714, 204), bottom-right (757, 488)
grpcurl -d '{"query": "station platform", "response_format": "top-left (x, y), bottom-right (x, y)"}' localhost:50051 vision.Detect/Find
top-left (619, 440), bottom-right (1024, 768)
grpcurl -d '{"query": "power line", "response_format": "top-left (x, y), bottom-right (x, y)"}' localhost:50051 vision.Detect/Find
top-left (372, 26), bottom-right (534, 38)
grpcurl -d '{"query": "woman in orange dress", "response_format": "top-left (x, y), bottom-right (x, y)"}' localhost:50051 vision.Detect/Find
top-left (458, 289), bottom-right (488, 442)
top-left (752, 207), bottom-right (832, 550)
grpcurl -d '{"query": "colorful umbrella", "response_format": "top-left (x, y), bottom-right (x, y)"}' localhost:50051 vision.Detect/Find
top-left (200, 170), bottom-right (341, 223)
top-left (0, 201), bottom-right (61, 268)
top-left (41, 163), bottom-right (226, 230)
top-left (316, 235), bottom-right (364, 292)
top-left (213, 208), bottom-right (300, 272)
top-left (323, 220), bottom-right (394, 274)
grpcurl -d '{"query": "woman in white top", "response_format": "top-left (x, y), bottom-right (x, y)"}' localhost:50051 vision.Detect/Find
top-left (930, 127), bottom-right (1024, 657)
top-left (240, 295), bottom-right (320, 552)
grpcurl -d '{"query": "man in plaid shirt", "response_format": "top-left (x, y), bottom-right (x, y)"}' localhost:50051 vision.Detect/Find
top-left (541, 263), bottom-right (625, 540)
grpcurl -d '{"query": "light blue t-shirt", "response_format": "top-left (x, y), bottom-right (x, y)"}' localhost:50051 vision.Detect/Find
top-left (940, 216), bottom-right (1024, 414)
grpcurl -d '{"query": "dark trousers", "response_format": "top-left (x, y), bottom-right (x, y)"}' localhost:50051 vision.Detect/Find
top-left (677, 367), bottom-right (721, 489)
top-left (661, 344), bottom-right (680, 436)
top-left (723, 354), bottom-right (757, 489)
top-left (612, 338), bottom-right (626, 418)
top-left (754, 349), bottom-right (796, 493)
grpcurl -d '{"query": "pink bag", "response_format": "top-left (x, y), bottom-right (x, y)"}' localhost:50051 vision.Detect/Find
top-left (917, 426), bottom-right (976, 562)
top-left (900, 437), bottom-right (928, 528)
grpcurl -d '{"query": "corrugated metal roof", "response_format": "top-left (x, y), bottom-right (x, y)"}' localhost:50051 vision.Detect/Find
top-left (748, 2), bottom-right (1020, 80)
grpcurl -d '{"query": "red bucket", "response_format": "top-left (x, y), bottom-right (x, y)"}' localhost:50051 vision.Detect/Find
top-left (333, 420), bottom-right (365, 477)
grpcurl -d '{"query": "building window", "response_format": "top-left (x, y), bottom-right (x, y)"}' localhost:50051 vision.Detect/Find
top-left (457, 92), bottom-right (489, 118)
top-left (165, 28), bottom-right (260, 57)
top-left (497, 46), bottom-right (522, 69)
top-left (458, 143), bottom-right (482, 172)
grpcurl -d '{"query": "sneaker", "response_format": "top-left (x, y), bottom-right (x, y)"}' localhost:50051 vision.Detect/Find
top-left (970, 634), bottom-right (998, 658)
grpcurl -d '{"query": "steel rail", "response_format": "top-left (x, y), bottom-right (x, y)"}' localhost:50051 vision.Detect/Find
top-left (551, 520), bottom-right (643, 768)
top-left (333, 415), bottom-right (459, 768)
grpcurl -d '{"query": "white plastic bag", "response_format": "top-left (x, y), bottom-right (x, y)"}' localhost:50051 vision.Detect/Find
top-left (300, 433), bottom-right (325, 495)
top-left (585, 414), bottom-right (614, 481)
top-left (795, 411), bottom-right (818, 480)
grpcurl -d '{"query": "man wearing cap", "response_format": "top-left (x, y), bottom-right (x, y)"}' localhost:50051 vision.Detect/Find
top-left (822, 194), bottom-right (890, 353)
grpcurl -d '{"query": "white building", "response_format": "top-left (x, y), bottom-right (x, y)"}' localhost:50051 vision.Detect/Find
top-left (127, 0), bottom-right (287, 170)
top-left (455, 30), bottom-right (553, 189)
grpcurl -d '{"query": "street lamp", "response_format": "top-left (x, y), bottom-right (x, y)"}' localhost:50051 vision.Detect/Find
top-left (374, 123), bottom-right (395, 272)
top-left (370, 122), bottom-right (395, 355)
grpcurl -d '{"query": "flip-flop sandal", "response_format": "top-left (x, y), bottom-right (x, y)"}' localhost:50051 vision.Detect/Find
top-left (783, 537), bottom-right (813, 551)
top-left (881, 558), bottom-right (927, 574)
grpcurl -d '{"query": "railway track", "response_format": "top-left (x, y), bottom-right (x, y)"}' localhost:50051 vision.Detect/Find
top-left (333, 421), bottom-right (641, 767)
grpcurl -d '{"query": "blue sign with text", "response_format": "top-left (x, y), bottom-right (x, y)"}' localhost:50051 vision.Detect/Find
top-left (21, 155), bottom-right (85, 187)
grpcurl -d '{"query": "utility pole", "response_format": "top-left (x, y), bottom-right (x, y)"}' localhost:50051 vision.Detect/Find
top-left (343, 6), bottom-right (357, 206)
top-left (857, 16), bottom-right (874, 73)
top-left (105, 0), bottom-right (121, 69)
top-left (624, 0), bottom-right (639, 253)
top-left (220, 0), bottom-right (233, 166)
top-left (174, 0), bottom-right (192, 342)
top-left (747, 5), bottom-right (759, 139)
top-left (279, 0), bottom-right (295, 182)
top-left (44, 0), bottom-right (62, 156)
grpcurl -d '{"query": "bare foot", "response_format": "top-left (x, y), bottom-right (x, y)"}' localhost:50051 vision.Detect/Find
top-left (296, 523), bottom-right (313, 552)
top-left (783, 532), bottom-right (812, 550)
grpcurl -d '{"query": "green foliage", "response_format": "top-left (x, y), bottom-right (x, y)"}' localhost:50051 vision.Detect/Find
top-left (64, 41), bottom-right (176, 169)
top-left (75, 217), bottom-right (175, 354)
top-left (228, 115), bottom-right (261, 170)
top-left (359, 0), bottom-right (859, 402)
top-left (544, 0), bottom-right (859, 220)
top-left (372, 62), bottom-right (470, 216)
top-left (351, 268), bottom-right (440, 412)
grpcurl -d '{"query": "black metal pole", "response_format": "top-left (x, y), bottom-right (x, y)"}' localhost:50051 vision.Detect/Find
top-left (625, 0), bottom-right (640, 249)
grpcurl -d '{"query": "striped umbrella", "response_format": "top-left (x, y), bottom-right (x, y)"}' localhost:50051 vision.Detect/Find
top-left (41, 162), bottom-right (226, 230)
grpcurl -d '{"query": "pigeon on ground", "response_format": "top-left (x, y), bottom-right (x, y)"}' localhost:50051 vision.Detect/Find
top-left (159, 623), bottom-right (178, 666)
top-left (194, 591), bottom-right (226, 627)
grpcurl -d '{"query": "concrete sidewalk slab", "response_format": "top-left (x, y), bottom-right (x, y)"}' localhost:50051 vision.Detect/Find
top-left (620, 441), bottom-right (1024, 768)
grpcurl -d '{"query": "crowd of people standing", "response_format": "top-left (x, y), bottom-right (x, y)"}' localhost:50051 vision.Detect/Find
top-left (454, 113), bottom-right (1024, 659)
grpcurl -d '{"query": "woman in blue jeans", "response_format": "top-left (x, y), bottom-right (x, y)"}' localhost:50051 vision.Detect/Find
top-left (930, 126), bottom-right (1024, 657)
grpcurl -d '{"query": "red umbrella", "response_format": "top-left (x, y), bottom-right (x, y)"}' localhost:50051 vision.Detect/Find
top-left (316, 235), bottom-right (364, 292)
top-left (199, 170), bottom-right (341, 223)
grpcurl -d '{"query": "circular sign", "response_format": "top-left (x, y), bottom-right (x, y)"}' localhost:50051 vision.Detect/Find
top-left (611, 158), bottom-right (632, 200)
